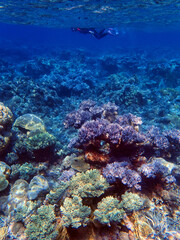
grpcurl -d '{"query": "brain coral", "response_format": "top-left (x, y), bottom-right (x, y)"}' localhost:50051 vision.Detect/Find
top-left (69, 169), bottom-right (109, 198)
top-left (13, 114), bottom-right (45, 133)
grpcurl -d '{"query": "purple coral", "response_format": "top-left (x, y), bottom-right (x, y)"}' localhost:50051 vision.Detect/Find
top-left (103, 162), bottom-right (142, 190)
top-left (64, 110), bottom-right (92, 129)
top-left (121, 126), bottom-right (146, 145)
top-left (146, 126), bottom-right (170, 150)
top-left (78, 119), bottom-right (108, 144)
top-left (102, 102), bottom-right (119, 122)
top-left (79, 100), bottom-right (96, 110)
top-left (163, 129), bottom-right (180, 150)
top-left (58, 169), bottom-right (76, 183)
top-left (116, 113), bottom-right (142, 128)
top-left (105, 123), bottom-right (122, 144)
top-left (139, 158), bottom-right (170, 179)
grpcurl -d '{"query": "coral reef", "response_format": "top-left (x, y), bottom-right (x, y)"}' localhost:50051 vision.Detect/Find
top-left (27, 175), bottom-right (49, 200)
top-left (103, 161), bottom-right (142, 190)
top-left (69, 169), bottom-right (109, 198)
top-left (120, 192), bottom-right (147, 212)
top-left (13, 114), bottom-right (56, 160)
top-left (19, 162), bottom-right (37, 180)
top-left (94, 196), bottom-right (125, 227)
top-left (0, 103), bottom-right (13, 154)
top-left (60, 195), bottom-right (91, 228)
top-left (0, 172), bottom-right (9, 191)
top-left (25, 204), bottom-right (58, 240)
top-left (0, 43), bottom-right (179, 240)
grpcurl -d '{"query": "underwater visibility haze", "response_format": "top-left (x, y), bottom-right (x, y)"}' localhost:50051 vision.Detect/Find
top-left (0, 1), bottom-right (180, 240)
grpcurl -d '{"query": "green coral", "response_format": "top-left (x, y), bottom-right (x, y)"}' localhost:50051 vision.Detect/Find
top-left (69, 169), bottom-right (109, 198)
top-left (94, 196), bottom-right (125, 226)
top-left (60, 195), bottom-right (91, 228)
top-left (27, 130), bottom-right (56, 151)
top-left (25, 204), bottom-right (58, 240)
top-left (14, 201), bottom-right (38, 222)
top-left (0, 172), bottom-right (9, 191)
top-left (14, 130), bottom-right (56, 160)
top-left (19, 162), bottom-right (37, 180)
top-left (120, 191), bottom-right (146, 212)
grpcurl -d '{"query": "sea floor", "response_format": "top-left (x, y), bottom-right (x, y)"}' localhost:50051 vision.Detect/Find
top-left (0, 42), bottom-right (179, 240)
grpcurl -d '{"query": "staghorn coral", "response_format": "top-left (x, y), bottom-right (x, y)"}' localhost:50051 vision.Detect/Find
top-left (103, 161), bottom-right (142, 190)
top-left (94, 196), bottom-right (125, 226)
top-left (69, 169), bottom-right (109, 198)
top-left (121, 126), bottom-right (145, 145)
top-left (60, 195), bottom-right (91, 228)
top-left (25, 204), bottom-right (58, 240)
top-left (64, 100), bottom-right (118, 129)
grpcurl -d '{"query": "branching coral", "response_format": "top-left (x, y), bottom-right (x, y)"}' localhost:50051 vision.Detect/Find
top-left (60, 195), bottom-right (91, 228)
top-left (69, 169), bottom-right (109, 198)
top-left (94, 196), bottom-right (125, 226)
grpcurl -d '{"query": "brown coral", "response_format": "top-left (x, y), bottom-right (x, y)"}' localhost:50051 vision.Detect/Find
top-left (85, 151), bottom-right (110, 164)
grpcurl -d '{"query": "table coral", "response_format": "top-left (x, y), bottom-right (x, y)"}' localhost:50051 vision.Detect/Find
top-left (60, 195), bottom-right (91, 228)
top-left (69, 169), bottom-right (109, 198)
top-left (94, 196), bottom-right (125, 227)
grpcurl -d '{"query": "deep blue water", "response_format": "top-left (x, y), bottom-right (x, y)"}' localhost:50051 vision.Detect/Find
top-left (1, 23), bottom-right (180, 53)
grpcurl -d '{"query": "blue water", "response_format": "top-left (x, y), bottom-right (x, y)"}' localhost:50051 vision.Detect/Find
top-left (1, 23), bottom-right (180, 51)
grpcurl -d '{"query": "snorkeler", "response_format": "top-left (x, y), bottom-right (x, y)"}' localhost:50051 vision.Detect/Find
top-left (71, 28), bottom-right (119, 39)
